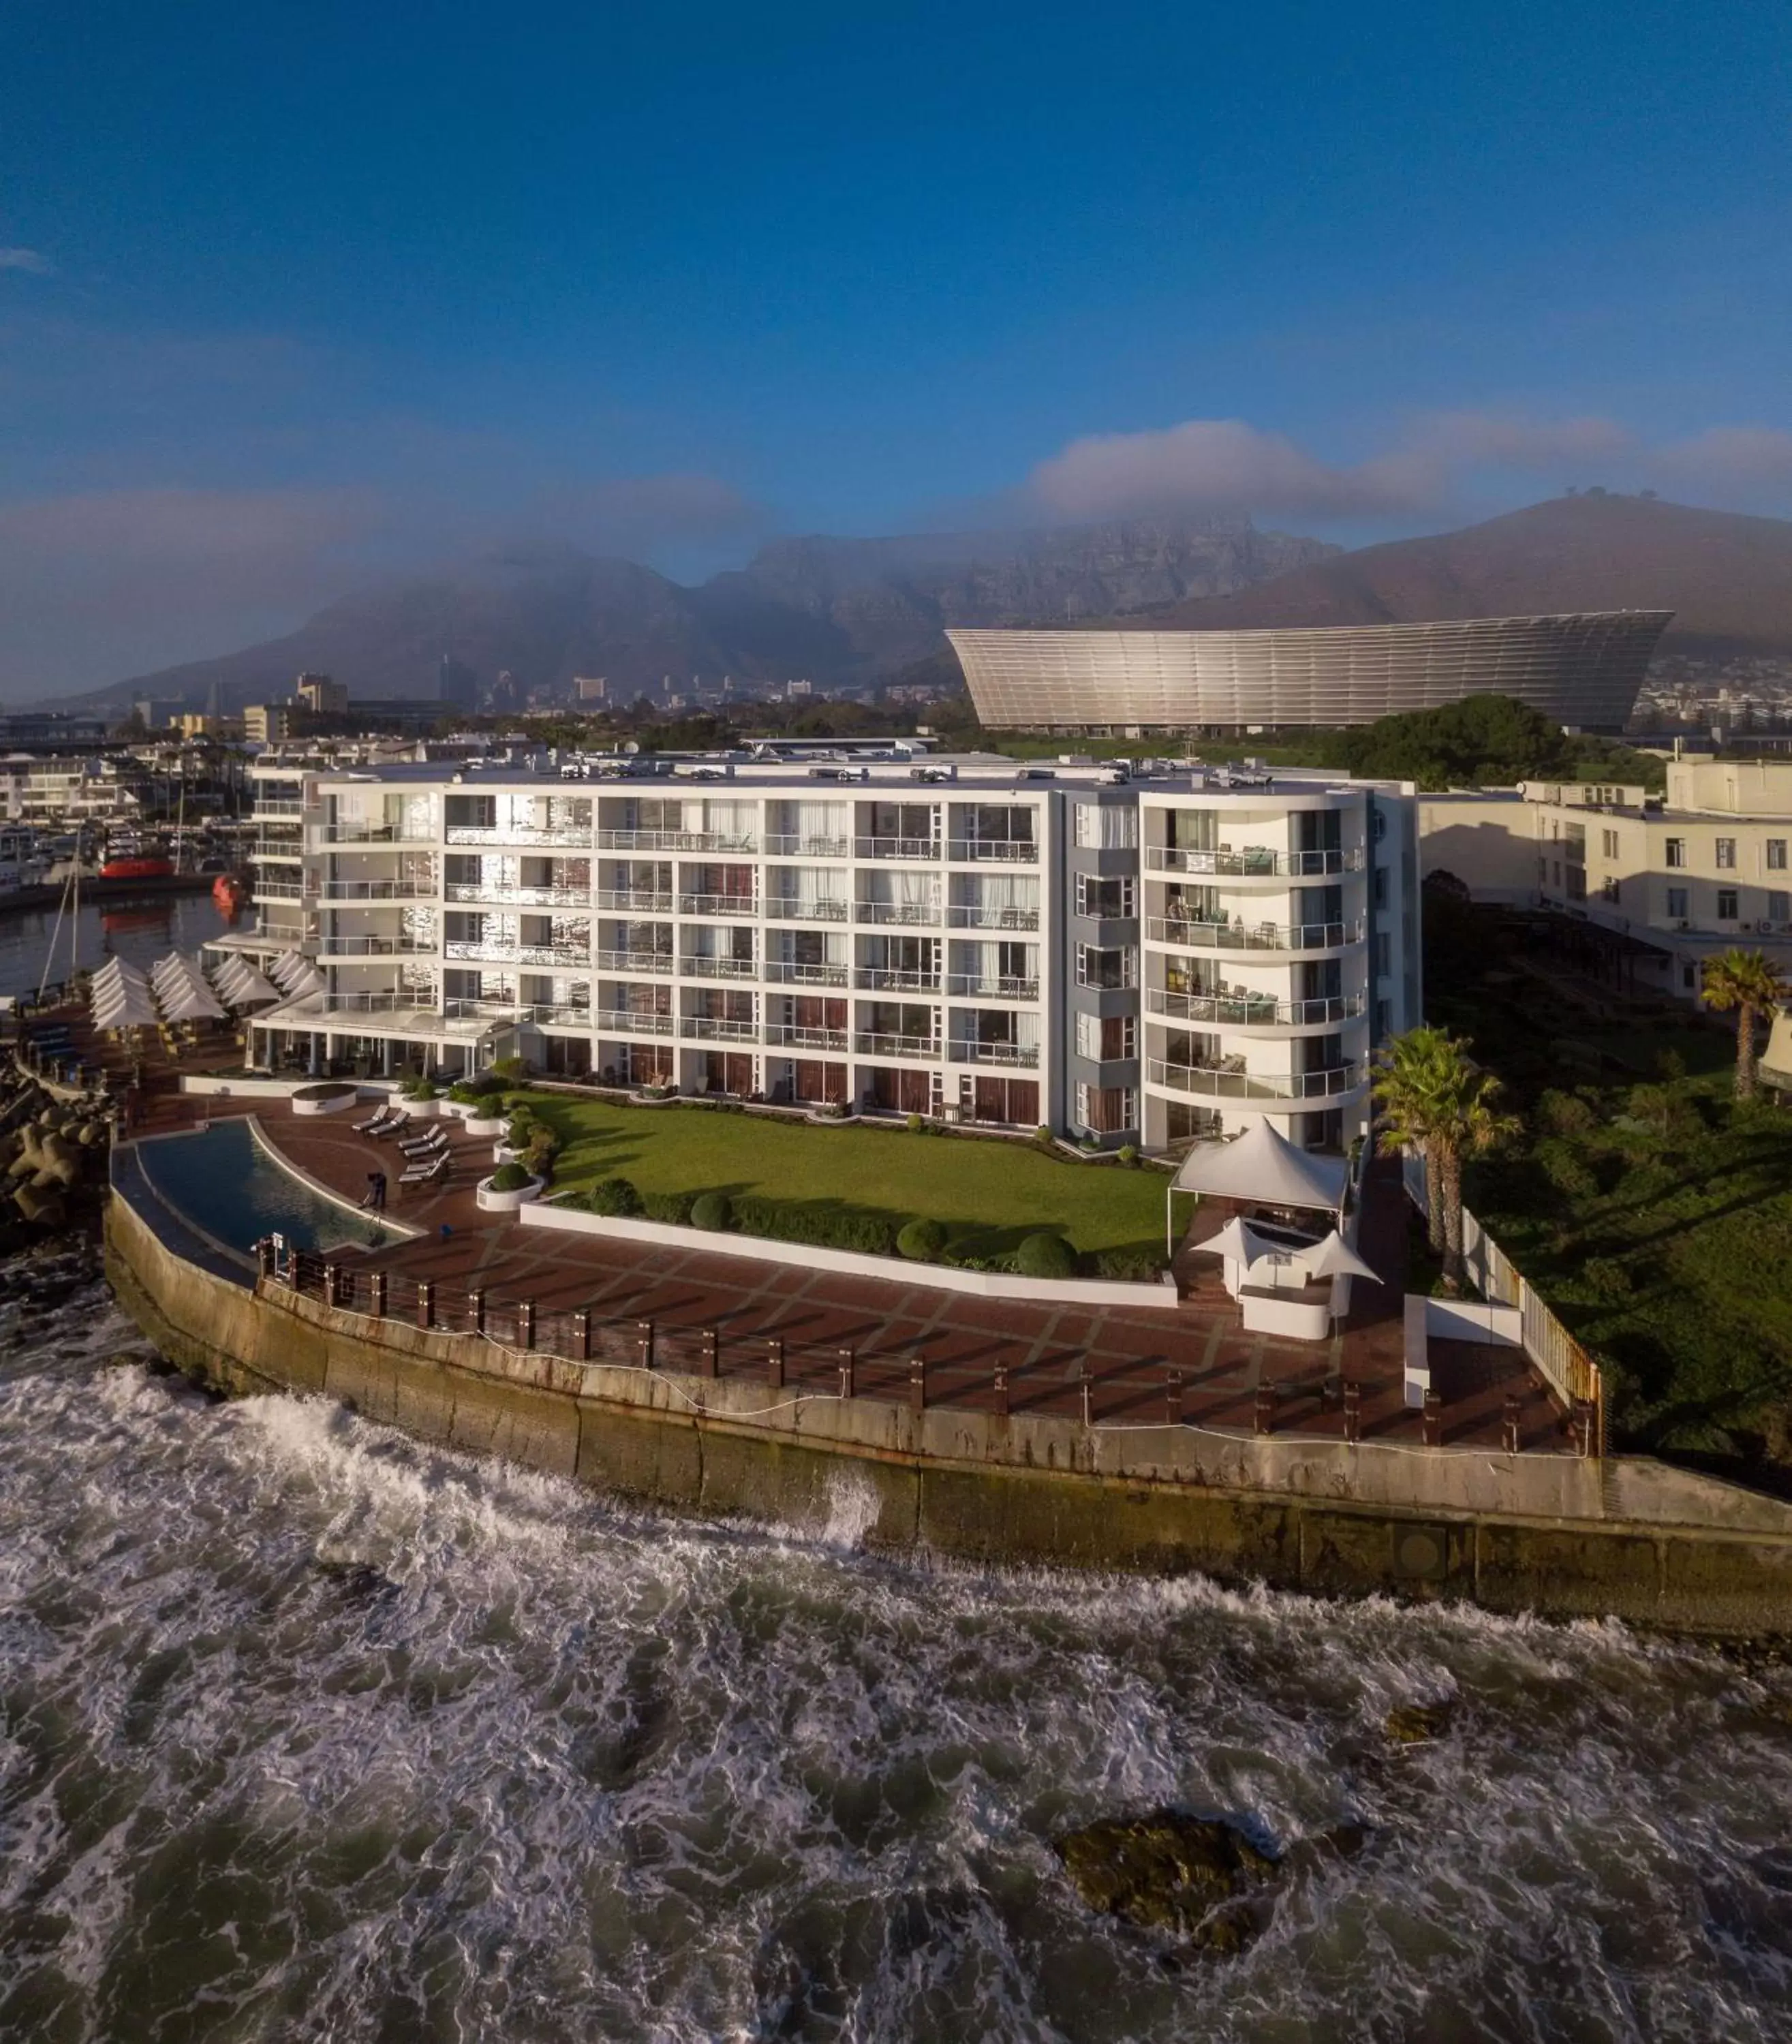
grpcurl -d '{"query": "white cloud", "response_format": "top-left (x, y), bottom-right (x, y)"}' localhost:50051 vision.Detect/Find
top-left (1653, 425), bottom-right (1792, 497)
top-left (0, 248), bottom-right (51, 275)
top-left (1025, 410), bottom-right (1642, 524)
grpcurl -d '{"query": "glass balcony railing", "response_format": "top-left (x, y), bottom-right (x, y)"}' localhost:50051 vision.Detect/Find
top-left (946, 838), bottom-right (1037, 863)
top-left (1145, 917), bottom-right (1365, 953)
top-left (944, 974), bottom-right (1040, 1002)
top-left (315, 935), bottom-right (437, 957)
top-left (1147, 989), bottom-right (1367, 1027)
top-left (766, 897), bottom-right (849, 922)
top-left (594, 1010), bottom-right (675, 1036)
top-left (763, 833), bottom-right (851, 858)
top-left (595, 948), bottom-right (675, 976)
top-left (445, 822), bottom-right (592, 847)
top-left (763, 1023), bottom-right (850, 1051)
top-left (946, 903), bottom-right (1038, 930)
top-left (853, 967), bottom-right (941, 993)
top-left (1145, 1059), bottom-right (1365, 1100)
top-left (523, 1003), bottom-right (596, 1028)
top-left (680, 1015), bottom-right (758, 1041)
top-left (855, 900), bottom-right (942, 926)
top-left (678, 893), bottom-right (758, 918)
top-left (596, 828), bottom-right (757, 852)
top-left (852, 1032), bottom-right (940, 1060)
top-left (1144, 845), bottom-right (1365, 878)
top-left (317, 879), bottom-right (436, 901)
top-left (853, 835), bottom-right (939, 861)
top-left (317, 823), bottom-right (438, 845)
top-left (947, 1040), bottom-right (1039, 1067)
top-left (445, 881), bottom-right (591, 907)
top-left (595, 888), bottom-right (675, 913)
top-left (762, 959), bottom-right (848, 986)
top-left (680, 955), bottom-right (758, 979)
top-left (443, 940), bottom-right (589, 967)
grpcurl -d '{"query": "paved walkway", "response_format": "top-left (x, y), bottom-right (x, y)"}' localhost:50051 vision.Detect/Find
top-left (124, 1073), bottom-right (1568, 1454)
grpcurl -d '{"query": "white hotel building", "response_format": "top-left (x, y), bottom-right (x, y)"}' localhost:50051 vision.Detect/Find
top-left (221, 751), bottom-right (1421, 1157)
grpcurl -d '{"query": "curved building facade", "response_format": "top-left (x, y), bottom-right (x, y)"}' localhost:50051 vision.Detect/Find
top-left (948, 611), bottom-right (1672, 733)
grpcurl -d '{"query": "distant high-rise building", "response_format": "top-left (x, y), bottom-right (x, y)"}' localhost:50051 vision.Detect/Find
top-left (574, 676), bottom-right (608, 702)
top-left (437, 655), bottom-right (478, 710)
top-left (294, 672), bottom-right (349, 715)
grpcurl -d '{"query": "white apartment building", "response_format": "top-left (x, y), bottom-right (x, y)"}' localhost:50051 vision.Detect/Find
top-left (0, 754), bottom-right (149, 826)
top-left (221, 752), bottom-right (1421, 1156)
top-left (1422, 758), bottom-right (1792, 1002)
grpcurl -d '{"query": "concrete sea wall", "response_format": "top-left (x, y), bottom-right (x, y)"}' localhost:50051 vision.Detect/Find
top-left (104, 1191), bottom-right (1792, 1637)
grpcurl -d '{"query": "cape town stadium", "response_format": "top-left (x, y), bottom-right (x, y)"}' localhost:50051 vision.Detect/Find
top-left (946, 611), bottom-right (1672, 733)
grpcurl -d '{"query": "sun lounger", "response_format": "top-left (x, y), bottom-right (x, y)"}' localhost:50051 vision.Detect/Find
top-left (398, 1151), bottom-right (450, 1188)
top-left (395, 1128), bottom-right (448, 1158)
top-left (369, 1112), bottom-right (412, 1140)
top-left (352, 1104), bottom-right (398, 1134)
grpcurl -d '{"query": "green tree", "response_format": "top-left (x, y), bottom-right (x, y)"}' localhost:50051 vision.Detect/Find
top-left (1374, 1026), bottom-right (1521, 1292)
top-left (1701, 948), bottom-right (1791, 1100)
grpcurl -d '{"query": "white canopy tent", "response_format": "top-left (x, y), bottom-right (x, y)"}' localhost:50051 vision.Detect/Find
top-left (214, 960), bottom-right (281, 1008)
top-left (1295, 1229), bottom-right (1379, 1284)
top-left (268, 949), bottom-right (313, 990)
top-left (159, 976), bottom-right (228, 1023)
top-left (91, 981), bottom-right (160, 1031)
top-left (1171, 1119), bottom-right (1350, 1209)
top-left (92, 957), bottom-right (150, 994)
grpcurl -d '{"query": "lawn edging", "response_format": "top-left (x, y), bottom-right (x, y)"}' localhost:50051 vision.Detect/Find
top-left (518, 1201), bottom-right (1181, 1310)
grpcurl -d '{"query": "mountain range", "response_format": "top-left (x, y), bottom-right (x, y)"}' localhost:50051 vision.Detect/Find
top-left (69, 493), bottom-right (1792, 715)
top-left (97, 518), bottom-right (1333, 711)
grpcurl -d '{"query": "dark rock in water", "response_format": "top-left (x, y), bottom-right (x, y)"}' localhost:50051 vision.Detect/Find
top-left (1053, 1810), bottom-right (1278, 1949)
top-left (1385, 1699), bottom-right (1455, 1744)
top-left (1290, 1821), bottom-right (1372, 1866)
top-left (312, 1555), bottom-right (395, 1600)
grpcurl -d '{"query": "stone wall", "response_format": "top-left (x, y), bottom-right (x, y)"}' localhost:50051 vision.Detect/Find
top-left (104, 1191), bottom-right (1792, 1637)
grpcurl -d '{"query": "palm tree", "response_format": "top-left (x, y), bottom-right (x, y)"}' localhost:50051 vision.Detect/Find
top-left (1701, 948), bottom-right (1791, 1100)
top-left (1374, 1027), bottom-right (1520, 1292)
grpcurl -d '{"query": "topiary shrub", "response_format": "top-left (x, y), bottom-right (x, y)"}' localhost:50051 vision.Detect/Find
top-left (1015, 1231), bottom-right (1076, 1279)
top-left (1034, 1124), bottom-right (1053, 1145)
top-left (489, 1161), bottom-right (531, 1192)
top-left (905, 1112), bottom-right (925, 1134)
top-left (586, 1175), bottom-right (643, 1217)
top-left (691, 1191), bottom-right (732, 1231)
top-left (506, 1113), bottom-right (537, 1147)
top-left (897, 1217), bottom-right (948, 1261)
top-left (404, 1076), bottom-right (438, 1100)
top-left (524, 1130), bottom-right (560, 1181)
top-left (644, 1188), bottom-right (696, 1225)
top-left (1117, 1143), bottom-right (1139, 1168)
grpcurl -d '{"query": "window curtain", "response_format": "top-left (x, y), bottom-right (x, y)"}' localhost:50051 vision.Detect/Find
top-left (898, 868), bottom-right (940, 910)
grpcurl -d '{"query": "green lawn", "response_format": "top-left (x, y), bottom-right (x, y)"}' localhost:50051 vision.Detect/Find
top-left (512, 1091), bottom-right (1186, 1261)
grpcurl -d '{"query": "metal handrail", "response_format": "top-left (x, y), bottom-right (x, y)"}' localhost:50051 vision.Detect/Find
top-left (946, 839), bottom-right (1037, 863)
top-left (945, 974), bottom-right (1040, 1001)
top-left (679, 955), bottom-right (758, 979)
top-left (766, 898), bottom-right (849, 922)
top-left (1146, 1059), bottom-right (1364, 1099)
top-left (678, 893), bottom-right (758, 918)
top-left (680, 1015), bottom-right (757, 1040)
top-left (595, 1010), bottom-right (674, 1036)
top-left (1145, 916), bottom-right (1364, 953)
top-left (854, 968), bottom-right (941, 992)
top-left (946, 905), bottom-right (1039, 929)
top-left (947, 1040), bottom-right (1039, 1067)
top-left (1147, 989), bottom-right (1367, 1027)
top-left (855, 900), bottom-right (942, 925)
top-left (596, 829), bottom-right (758, 852)
top-left (1144, 845), bottom-right (1365, 877)
top-left (595, 949), bottom-right (675, 975)
top-left (762, 960), bottom-right (848, 986)
top-left (853, 835), bottom-right (939, 861)
top-left (853, 1032), bottom-right (940, 1059)
top-left (764, 1023), bottom-right (850, 1051)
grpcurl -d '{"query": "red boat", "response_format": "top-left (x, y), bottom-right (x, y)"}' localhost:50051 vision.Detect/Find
top-left (212, 871), bottom-right (247, 914)
top-left (99, 855), bottom-right (175, 880)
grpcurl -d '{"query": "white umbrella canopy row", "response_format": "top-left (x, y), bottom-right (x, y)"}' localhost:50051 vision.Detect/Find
top-left (211, 957), bottom-right (281, 1008)
top-left (91, 980), bottom-right (161, 1030)
top-left (268, 948), bottom-right (325, 1000)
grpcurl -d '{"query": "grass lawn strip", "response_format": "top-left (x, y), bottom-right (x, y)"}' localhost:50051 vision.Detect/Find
top-left (514, 1092), bottom-right (1184, 1262)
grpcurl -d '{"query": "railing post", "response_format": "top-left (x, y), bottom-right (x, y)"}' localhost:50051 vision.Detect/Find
top-left (699, 1328), bottom-right (718, 1379)
top-left (992, 1359), bottom-right (1008, 1419)
top-left (1502, 1392), bottom-right (1521, 1456)
top-left (370, 1271), bottom-right (387, 1319)
top-left (1572, 1398), bottom-right (1596, 1459)
top-left (1164, 1365), bottom-right (1182, 1426)
top-left (518, 1299), bottom-right (536, 1351)
top-left (1342, 1378), bottom-right (1361, 1444)
top-left (636, 1320), bottom-right (655, 1371)
top-left (837, 1347), bottom-right (855, 1399)
top-left (766, 1336), bottom-right (784, 1388)
top-left (1254, 1384), bottom-right (1276, 1436)
top-left (908, 1354), bottom-right (926, 1414)
top-left (1422, 1389), bottom-right (1442, 1448)
top-left (417, 1280), bottom-right (435, 1331)
top-left (1080, 1367), bottom-right (1094, 1429)
top-left (468, 1287), bottom-right (486, 1336)
top-left (573, 1307), bottom-right (592, 1361)
top-left (256, 1236), bottom-right (274, 1282)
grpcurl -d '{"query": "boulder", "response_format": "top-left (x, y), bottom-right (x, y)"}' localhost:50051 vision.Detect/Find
top-left (1054, 1810), bottom-right (1278, 1949)
top-left (12, 1183), bottom-right (66, 1228)
top-left (1385, 1699), bottom-right (1455, 1744)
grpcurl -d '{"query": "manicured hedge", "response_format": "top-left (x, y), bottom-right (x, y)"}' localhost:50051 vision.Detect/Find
top-left (1015, 1231), bottom-right (1076, 1278)
top-left (897, 1218), bottom-right (948, 1261)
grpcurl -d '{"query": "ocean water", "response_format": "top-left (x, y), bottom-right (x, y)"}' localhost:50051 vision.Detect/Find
top-left (1, 893), bottom-right (245, 1002)
top-left (3, 1269), bottom-right (1791, 2043)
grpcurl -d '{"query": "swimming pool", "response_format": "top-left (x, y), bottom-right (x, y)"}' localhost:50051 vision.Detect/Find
top-left (136, 1117), bottom-right (399, 1257)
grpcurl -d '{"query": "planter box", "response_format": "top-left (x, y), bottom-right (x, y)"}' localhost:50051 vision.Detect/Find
top-left (476, 1173), bottom-right (544, 1213)
top-left (463, 1113), bottom-right (506, 1137)
top-left (292, 1083), bottom-right (360, 1117)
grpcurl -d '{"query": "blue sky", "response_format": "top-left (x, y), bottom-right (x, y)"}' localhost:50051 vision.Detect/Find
top-left (3, 0), bottom-right (1790, 690)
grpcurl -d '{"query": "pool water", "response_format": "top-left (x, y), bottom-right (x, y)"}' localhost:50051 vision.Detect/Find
top-left (137, 1117), bottom-right (397, 1257)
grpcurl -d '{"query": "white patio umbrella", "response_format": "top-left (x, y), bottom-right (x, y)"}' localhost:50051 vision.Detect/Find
top-left (268, 948), bottom-right (312, 989)
top-left (93, 957), bottom-right (150, 993)
top-left (216, 961), bottom-right (280, 1007)
top-left (279, 961), bottom-right (326, 999)
top-left (93, 982), bottom-right (161, 1030)
top-left (1202, 1214), bottom-right (1273, 1267)
top-left (159, 976), bottom-right (228, 1023)
top-left (1295, 1230), bottom-right (1380, 1284)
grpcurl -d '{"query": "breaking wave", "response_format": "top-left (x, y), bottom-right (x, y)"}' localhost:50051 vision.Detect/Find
top-left (2, 1271), bottom-right (1791, 2041)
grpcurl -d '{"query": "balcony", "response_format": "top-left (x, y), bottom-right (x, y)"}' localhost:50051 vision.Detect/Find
top-left (764, 834), bottom-right (850, 858)
top-left (853, 1032), bottom-right (940, 1061)
top-left (853, 836), bottom-right (939, 861)
top-left (948, 1040), bottom-right (1039, 1068)
top-left (595, 948), bottom-right (675, 976)
top-left (764, 1023), bottom-right (850, 1051)
top-left (1145, 1059), bottom-right (1365, 1100)
top-left (945, 974), bottom-right (1040, 1002)
top-left (680, 1015), bottom-right (758, 1041)
top-left (678, 893), bottom-right (758, 918)
top-left (596, 888), bottom-right (675, 913)
top-left (762, 959), bottom-right (848, 987)
top-left (946, 838), bottom-right (1037, 863)
top-left (445, 822), bottom-right (592, 847)
top-left (1147, 989), bottom-right (1367, 1028)
top-left (446, 882), bottom-right (591, 908)
top-left (596, 828), bottom-right (757, 853)
top-left (946, 903), bottom-right (1039, 930)
top-left (316, 935), bottom-right (437, 958)
top-left (319, 824), bottom-right (437, 846)
top-left (855, 899), bottom-right (942, 927)
top-left (251, 878), bottom-right (304, 899)
top-left (317, 879), bottom-right (436, 901)
top-left (680, 955), bottom-right (758, 980)
top-left (252, 799), bottom-right (305, 819)
top-left (765, 897), bottom-right (849, 923)
top-left (1145, 916), bottom-right (1365, 954)
top-left (854, 967), bottom-right (941, 993)
top-left (1144, 845), bottom-right (1365, 878)
top-left (250, 843), bottom-right (303, 863)
top-left (523, 1003), bottom-right (596, 1029)
top-left (595, 1010), bottom-right (675, 1036)
top-left (443, 940), bottom-right (589, 968)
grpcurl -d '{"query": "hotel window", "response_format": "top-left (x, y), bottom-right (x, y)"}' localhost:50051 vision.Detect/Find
top-left (1716, 837), bottom-right (1737, 870)
top-left (1073, 1012), bottom-right (1136, 1060)
top-left (1074, 804), bottom-right (1137, 849)
top-left (1769, 891), bottom-right (1791, 922)
top-left (1076, 1083), bottom-right (1136, 1133)
top-left (1718, 888), bottom-right (1739, 921)
top-left (1374, 932), bottom-right (1391, 977)
top-left (1075, 873), bottom-right (1134, 919)
top-left (1667, 886), bottom-right (1689, 919)
top-left (1372, 865), bottom-right (1388, 910)
top-left (1665, 838), bottom-right (1686, 869)
top-left (1602, 829), bottom-right (1620, 858)
top-left (1601, 876), bottom-right (1621, 904)
top-left (1768, 839), bottom-right (1788, 871)
top-left (1075, 944), bottom-right (1134, 989)
top-left (1374, 997), bottom-right (1392, 1036)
